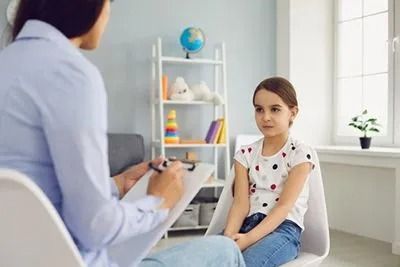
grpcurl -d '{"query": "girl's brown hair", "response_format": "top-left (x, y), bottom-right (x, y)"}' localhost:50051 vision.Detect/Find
top-left (252, 76), bottom-right (298, 108)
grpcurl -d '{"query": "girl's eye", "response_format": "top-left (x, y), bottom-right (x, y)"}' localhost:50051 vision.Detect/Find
top-left (255, 107), bottom-right (263, 113)
top-left (272, 108), bottom-right (280, 113)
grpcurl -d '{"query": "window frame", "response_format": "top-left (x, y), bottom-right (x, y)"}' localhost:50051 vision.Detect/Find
top-left (333, 0), bottom-right (396, 147)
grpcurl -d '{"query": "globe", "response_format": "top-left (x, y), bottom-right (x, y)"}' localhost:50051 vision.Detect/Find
top-left (179, 27), bottom-right (205, 59)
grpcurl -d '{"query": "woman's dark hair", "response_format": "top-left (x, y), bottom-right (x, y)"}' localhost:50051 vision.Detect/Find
top-left (253, 76), bottom-right (298, 109)
top-left (12, 0), bottom-right (107, 41)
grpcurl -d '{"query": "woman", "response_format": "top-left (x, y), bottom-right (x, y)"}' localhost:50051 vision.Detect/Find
top-left (0, 0), bottom-right (245, 266)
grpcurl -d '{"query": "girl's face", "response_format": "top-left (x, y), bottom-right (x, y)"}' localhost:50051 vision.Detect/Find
top-left (254, 89), bottom-right (298, 138)
top-left (80, 0), bottom-right (110, 50)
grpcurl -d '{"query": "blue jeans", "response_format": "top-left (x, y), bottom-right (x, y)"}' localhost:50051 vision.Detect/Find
top-left (137, 236), bottom-right (245, 267)
top-left (240, 213), bottom-right (301, 267)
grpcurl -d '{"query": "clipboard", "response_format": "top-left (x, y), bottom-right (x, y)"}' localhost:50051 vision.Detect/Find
top-left (120, 162), bottom-right (214, 265)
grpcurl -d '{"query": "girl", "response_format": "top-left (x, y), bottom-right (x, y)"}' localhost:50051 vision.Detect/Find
top-left (224, 77), bottom-right (315, 266)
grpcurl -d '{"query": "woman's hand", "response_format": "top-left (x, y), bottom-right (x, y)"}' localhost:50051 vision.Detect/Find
top-left (232, 233), bottom-right (253, 251)
top-left (114, 156), bottom-right (164, 197)
top-left (147, 161), bottom-right (184, 209)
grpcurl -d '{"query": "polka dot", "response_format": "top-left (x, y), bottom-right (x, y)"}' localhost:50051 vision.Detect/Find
top-left (248, 147), bottom-right (252, 153)
top-left (255, 165), bottom-right (260, 171)
top-left (307, 154), bottom-right (311, 160)
top-left (262, 203), bottom-right (268, 207)
top-left (292, 146), bottom-right (296, 150)
top-left (312, 164), bottom-right (315, 170)
top-left (287, 163), bottom-right (291, 168)
top-left (270, 184), bottom-right (277, 190)
top-left (255, 196), bottom-right (259, 201)
top-left (253, 184), bottom-right (257, 188)
top-left (251, 189), bottom-right (256, 193)
top-left (275, 198), bottom-right (280, 202)
top-left (272, 164), bottom-right (278, 170)
top-left (241, 149), bottom-right (245, 154)
top-left (282, 152), bottom-right (287, 157)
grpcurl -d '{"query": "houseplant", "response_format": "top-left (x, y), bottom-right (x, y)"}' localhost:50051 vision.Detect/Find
top-left (348, 109), bottom-right (381, 149)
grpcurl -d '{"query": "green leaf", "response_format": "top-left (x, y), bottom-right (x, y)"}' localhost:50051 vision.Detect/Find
top-left (369, 128), bottom-right (380, 132)
top-left (362, 109), bottom-right (368, 115)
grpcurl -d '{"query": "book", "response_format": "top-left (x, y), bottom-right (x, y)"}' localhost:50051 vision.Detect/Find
top-left (205, 120), bottom-right (217, 143)
top-left (213, 118), bottom-right (224, 144)
top-left (217, 118), bottom-right (226, 144)
top-left (209, 119), bottom-right (222, 144)
top-left (162, 75), bottom-right (168, 100)
top-left (119, 163), bottom-right (214, 265)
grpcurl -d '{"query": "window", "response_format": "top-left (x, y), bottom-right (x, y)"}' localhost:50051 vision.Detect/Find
top-left (334, 0), bottom-right (395, 145)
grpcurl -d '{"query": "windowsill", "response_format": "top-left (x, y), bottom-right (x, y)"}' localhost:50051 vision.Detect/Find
top-left (315, 145), bottom-right (400, 158)
top-left (315, 145), bottom-right (400, 168)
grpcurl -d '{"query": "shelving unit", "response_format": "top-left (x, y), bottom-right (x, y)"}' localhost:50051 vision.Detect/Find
top-left (150, 38), bottom-right (230, 236)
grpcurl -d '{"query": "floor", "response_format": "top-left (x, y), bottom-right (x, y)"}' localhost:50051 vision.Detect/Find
top-left (152, 229), bottom-right (400, 267)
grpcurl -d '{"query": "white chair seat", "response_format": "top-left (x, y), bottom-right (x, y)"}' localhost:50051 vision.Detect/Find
top-left (281, 252), bottom-right (323, 267)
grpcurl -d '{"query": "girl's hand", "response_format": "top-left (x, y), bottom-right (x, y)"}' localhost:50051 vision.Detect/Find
top-left (232, 233), bottom-right (253, 251)
top-left (223, 231), bottom-right (237, 240)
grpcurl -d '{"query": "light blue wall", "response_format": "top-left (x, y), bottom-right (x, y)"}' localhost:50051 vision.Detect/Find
top-left (0, 0), bottom-right (277, 160)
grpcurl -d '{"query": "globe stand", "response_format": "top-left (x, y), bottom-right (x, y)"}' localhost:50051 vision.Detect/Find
top-left (185, 52), bottom-right (191, 59)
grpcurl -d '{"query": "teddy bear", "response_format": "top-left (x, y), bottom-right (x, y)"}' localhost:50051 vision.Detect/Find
top-left (191, 81), bottom-right (224, 105)
top-left (169, 77), bottom-right (194, 101)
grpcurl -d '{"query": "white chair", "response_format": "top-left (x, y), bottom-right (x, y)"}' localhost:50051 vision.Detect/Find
top-left (0, 169), bottom-right (85, 267)
top-left (206, 135), bottom-right (330, 266)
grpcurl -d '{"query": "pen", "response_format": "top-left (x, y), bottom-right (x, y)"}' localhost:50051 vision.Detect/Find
top-left (148, 158), bottom-right (197, 173)
top-left (162, 158), bottom-right (196, 171)
top-left (148, 162), bottom-right (163, 173)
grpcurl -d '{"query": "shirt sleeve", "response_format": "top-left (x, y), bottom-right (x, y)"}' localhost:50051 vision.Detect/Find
top-left (289, 142), bottom-right (316, 170)
top-left (41, 61), bottom-right (168, 251)
top-left (234, 146), bottom-right (250, 169)
top-left (110, 179), bottom-right (121, 198)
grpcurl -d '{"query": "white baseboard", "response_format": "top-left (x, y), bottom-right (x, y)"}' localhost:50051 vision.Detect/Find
top-left (392, 242), bottom-right (400, 255)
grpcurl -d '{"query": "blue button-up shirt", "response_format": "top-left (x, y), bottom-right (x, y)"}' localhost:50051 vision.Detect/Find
top-left (0, 20), bottom-right (168, 267)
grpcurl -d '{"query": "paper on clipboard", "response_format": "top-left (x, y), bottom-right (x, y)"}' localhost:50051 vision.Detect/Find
top-left (120, 162), bottom-right (214, 265)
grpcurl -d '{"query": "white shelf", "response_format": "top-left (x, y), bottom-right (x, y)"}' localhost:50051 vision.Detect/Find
top-left (165, 143), bottom-right (227, 148)
top-left (160, 100), bottom-right (216, 105)
top-left (202, 178), bottom-right (225, 188)
top-left (152, 38), bottom-right (230, 237)
top-left (168, 225), bottom-right (209, 231)
top-left (159, 56), bottom-right (223, 65)
top-left (152, 141), bottom-right (226, 148)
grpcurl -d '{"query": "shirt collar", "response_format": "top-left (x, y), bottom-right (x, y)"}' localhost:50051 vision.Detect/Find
top-left (15, 20), bottom-right (80, 54)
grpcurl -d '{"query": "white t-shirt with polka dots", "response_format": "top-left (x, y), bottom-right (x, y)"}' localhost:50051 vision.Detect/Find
top-left (234, 136), bottom-right (316, 230)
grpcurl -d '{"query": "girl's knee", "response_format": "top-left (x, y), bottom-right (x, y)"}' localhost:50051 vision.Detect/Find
top-left (207, 235), bottom-right (238, 251)
top-left (206, 236), bottom-right (244, 266)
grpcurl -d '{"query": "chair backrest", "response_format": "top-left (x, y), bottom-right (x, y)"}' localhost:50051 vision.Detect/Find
top-left (206, 135), bottom-right (330, 259)
top-left (206, 135), bottom-right (262, 235)
top-left (108, 133), bottom-right (145, 176)
top-left (0, 169), bottom-right (85, 267)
